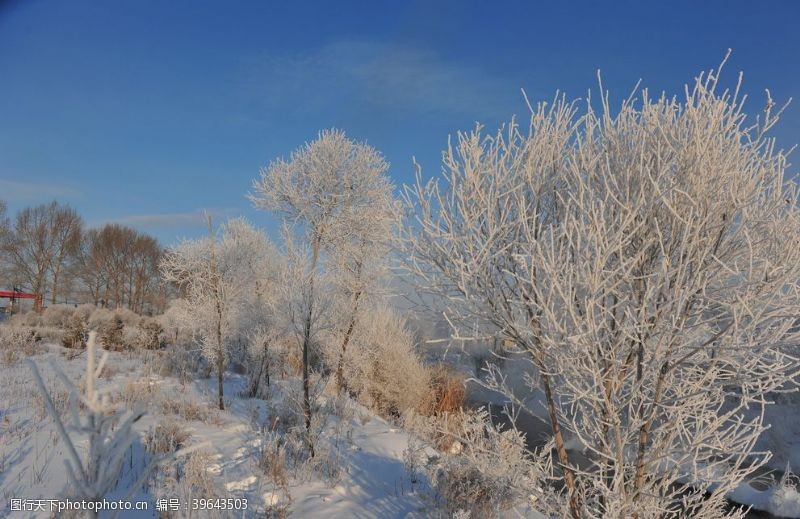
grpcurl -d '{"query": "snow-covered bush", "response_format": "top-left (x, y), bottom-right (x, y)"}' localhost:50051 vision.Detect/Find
top-left (117, 378), bottom-right (158, 407)
top-left (98, 313), bottom-right (125, 350)
top-left (87, 307), bottom-right (115, 330)
top-left (21, 310), bottom-right (43, 327)
top-left (61, 313), bottom-right (87, 349)
top-left (428, 365), bottom-right (466, 416)
top-left (180, 451), bottom-right (220, 501)
top-left (255, 430), bottom-right (290, 490)
top-left (0, 324), bottom-right (39, 365)
top-left (159, 298), bottom-right (194, 346)
top-left (158, 344), bottom-right (212, 383)
top-left (159, 396), bottom-right (216, 423)
top-left (137, 317), bottom-right (165, 350)
top-left (41, 304), bottom-right (76, 328)
top-left (111, 307), bottom-right (141, 327)
top-left (423, 409), bottom-right (551, 519)
top-left (767, 466), bottom-right (800, 518)
top-left (342, 305), bottom-right (431, 418)
top-left (73, 303), bottom-right (96, 324)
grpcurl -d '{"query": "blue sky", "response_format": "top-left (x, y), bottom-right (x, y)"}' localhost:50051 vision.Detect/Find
top-left (1, 0), bottom-right (799, 245)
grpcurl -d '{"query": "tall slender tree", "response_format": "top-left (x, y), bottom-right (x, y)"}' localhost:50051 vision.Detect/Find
top-left (250, 128), bottom-right (392, 455)
top-left (48, 204), bottom-right (82, 304)
top-left (160, 216), bottom-right (274, 410)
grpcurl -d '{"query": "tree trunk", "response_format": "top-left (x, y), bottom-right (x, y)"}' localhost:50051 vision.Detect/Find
top-left (264, 340), bottom-right (270, 388)
top-left (51, 265), bottom-right (61, 305)
top-left (538, 366), bottom-right (581, 519)
top-left (524, 299), bottom-right (581, 518)
top-left (216, 305), bottom-right (224, 410)
top-left (335, 290), bottom-right (361, 392)
top-left (302, 310), bottom-right (314, 457)
top-left (302, 238), bottom-right (321, 458)
top-left (249, 341), bottom-right (270, 398)
top-left (632, 363), bottom-right (667, 505)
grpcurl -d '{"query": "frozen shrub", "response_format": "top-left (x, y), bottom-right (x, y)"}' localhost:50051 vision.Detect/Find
top-left (87, 307), bottom-right (115, 330)
top-left (398, 61), bottom-right (800, 516)
top-left (138, 317), bottom-right (165, 349)
top-left (159, 299), bottom-right (193, 346)
top-left (406, 409), bottom-right (471, 453)
top-left (61, 314), bottom-right (87, 349)
top-left (159, 344), bottom-right (211, 382)
top-left (32, 326), bottom-right (64, 344)
top-left (0, 325), bottom-right (40, 365)
top-left (41, 304), bottom-right (76, 328)
top-left (766, 466), bottom-right (800, 517)
top-left (344, 305), bottom-right (431, 418)
top-left (426, 409), bottom-right (544, 518)
top-left (245, 327), bottom-right (283, 397)
top-left (114, 308), bottom-right (141, 327)
top-left (122, 325), bottom-right (141, 350)
top-left (73, 303), bottom-right (95, 324)
top-left (21, 310), bottom-right (43, 327)
top-left (98, 313), bottom-right (125, 350)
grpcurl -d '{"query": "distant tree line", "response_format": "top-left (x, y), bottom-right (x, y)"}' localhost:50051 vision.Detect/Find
top-left (0, 200), bottom-right (166, 313)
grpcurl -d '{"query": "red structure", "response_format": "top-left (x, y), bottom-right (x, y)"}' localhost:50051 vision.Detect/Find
top-left (0, 289), bottom-right (43, 312)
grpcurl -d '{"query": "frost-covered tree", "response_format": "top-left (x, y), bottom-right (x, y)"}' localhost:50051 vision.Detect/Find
top-left (250, 128), bottom-right (392, 455)
top-left (328, 178), bottom-right (396, 393)
top-left (400, 60), bottom-right (800, 518)
top-left (161, 216), bottom-right (275, 410)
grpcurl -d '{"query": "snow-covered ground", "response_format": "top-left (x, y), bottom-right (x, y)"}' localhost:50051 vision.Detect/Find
top-left (3, 337), bottom-right (799, 518)
top-left (0, 342), bottom-right (436, 518)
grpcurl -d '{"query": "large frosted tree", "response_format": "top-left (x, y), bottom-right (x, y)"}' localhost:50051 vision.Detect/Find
top-left (250, 128), bottom-right (393, 455)
top-left (400, 62), bottom-right (800, 518)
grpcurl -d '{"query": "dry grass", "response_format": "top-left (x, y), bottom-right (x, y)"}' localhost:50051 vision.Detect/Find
top-left (182, 451), bottom-right (218, 499)
top-left (159, 397), bottom-right (223, 425)
top-left (286, 349), bottom-right (303, 377)
top-left (117, 378), bottom-right (158, 407)
top-left (256, 432), bottom-right (289, 489)
top-left (0, 326), bottom-right (43, 366)
top-left (145, 419), bottom-right (191, 454)
top-left (426, 365), bottom-right (466, 416)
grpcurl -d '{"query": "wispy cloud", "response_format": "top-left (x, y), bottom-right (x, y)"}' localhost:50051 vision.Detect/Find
top-left (239, 40), bottom-right (517, 118)
top-left (0, 179), bottom-right (82, 202)
top-left (99, 208), bottom-right (240, 229)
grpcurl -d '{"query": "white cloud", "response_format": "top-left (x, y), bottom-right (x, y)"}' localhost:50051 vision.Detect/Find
top-left (99, 208), bottom-right (240, 229)
top-left (0, 179), bottom-right (81, 201)
top-left (240, 40), bottom-right (518, 118)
